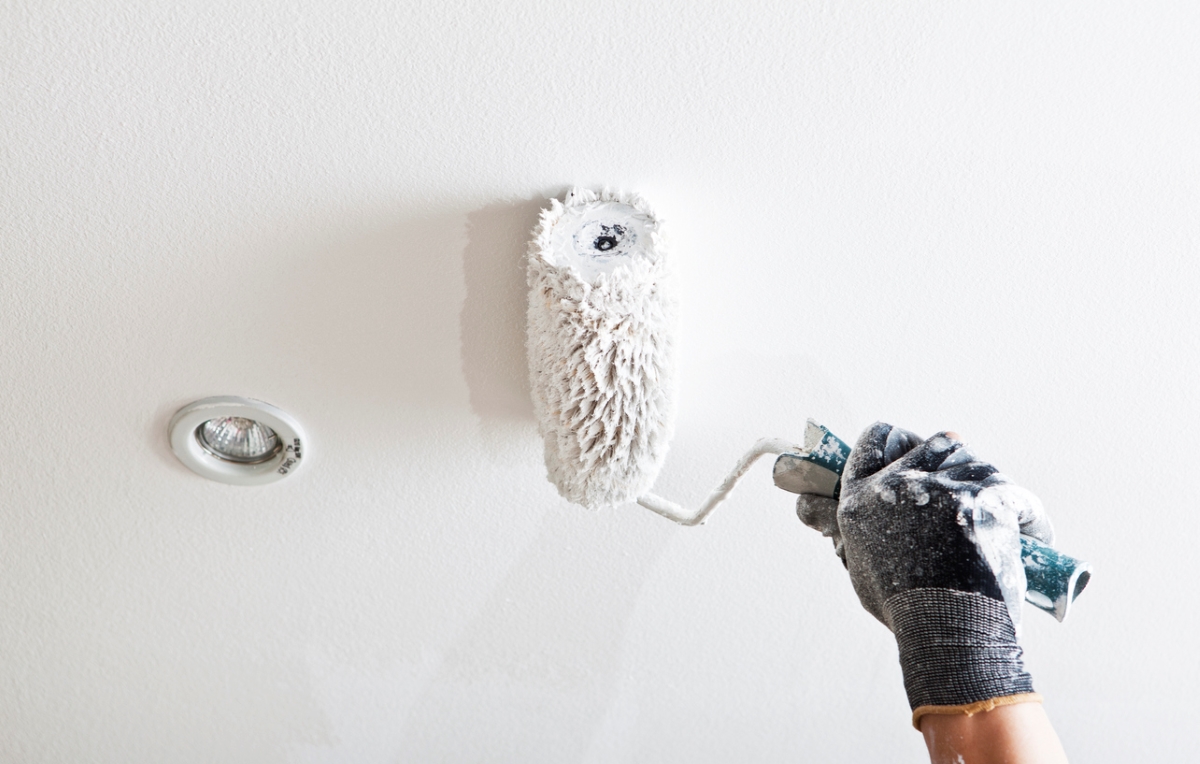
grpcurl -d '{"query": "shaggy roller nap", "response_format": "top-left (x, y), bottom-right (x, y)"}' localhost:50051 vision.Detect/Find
top-left (526, 187), bottom-right (679, 508)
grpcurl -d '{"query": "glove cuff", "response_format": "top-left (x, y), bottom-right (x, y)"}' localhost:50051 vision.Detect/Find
top-left (910, 692), bottom-right (1043, 731)
top-left (884, 589), bottom-right (1035, 717)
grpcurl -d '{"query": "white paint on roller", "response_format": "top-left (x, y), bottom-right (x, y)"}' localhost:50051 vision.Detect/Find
top-left (545, 198), bottom-right (657, 282)
top-left (531, 191), bottom-right (798, 519)
top-left (526, 188), bottom-right (678, 508)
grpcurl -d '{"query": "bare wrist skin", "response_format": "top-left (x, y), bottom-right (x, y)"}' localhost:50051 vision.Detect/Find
top-left (919, 702), bottom-right (1069, 764)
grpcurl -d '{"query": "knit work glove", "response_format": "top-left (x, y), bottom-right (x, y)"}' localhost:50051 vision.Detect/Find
top-left (801, 422), bottom-right (1055, 727)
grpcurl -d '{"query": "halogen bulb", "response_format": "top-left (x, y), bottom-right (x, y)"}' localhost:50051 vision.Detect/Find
top-left (197, 416), bottom-right (282, 464)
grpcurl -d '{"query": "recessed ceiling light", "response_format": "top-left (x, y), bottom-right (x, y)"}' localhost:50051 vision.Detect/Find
top-left (168, 396), bottom-right (307, 485)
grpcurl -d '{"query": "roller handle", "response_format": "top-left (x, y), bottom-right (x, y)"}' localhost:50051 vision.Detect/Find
top-left (775, 421), bottom-right (1092, 623)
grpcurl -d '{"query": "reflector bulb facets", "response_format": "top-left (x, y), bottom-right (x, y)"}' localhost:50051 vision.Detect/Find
top-left (197, 416), bottom-right (281, 464)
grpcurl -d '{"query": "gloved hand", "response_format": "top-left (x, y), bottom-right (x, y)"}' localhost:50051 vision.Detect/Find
top-left (798, 422), bottom-right (1056, 727)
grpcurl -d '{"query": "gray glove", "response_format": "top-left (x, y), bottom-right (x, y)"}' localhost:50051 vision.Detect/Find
top-left (798, 422), bottom-right (1055, 722)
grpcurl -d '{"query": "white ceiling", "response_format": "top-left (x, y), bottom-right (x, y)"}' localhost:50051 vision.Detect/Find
top-left (3, 2), bottom-right (1198, 761)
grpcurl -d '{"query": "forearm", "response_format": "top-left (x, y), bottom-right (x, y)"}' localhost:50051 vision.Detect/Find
top-left (920, 703), bottom-right (1069, 764)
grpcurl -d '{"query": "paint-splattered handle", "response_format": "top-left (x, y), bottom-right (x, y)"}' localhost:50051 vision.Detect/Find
top-left (1020, 536), bottom-right (1091, 622)
top-left (775, 420), bottom-right (1092, 623)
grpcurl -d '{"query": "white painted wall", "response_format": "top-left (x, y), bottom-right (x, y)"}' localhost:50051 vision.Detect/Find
top-left (3, 2), bottom-right (1196, 761)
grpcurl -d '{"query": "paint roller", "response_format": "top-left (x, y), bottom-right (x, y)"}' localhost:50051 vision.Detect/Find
top-left (526, 188), bottom-right (1091, 622)
top-left (526, 187), bottom-right (677, 508)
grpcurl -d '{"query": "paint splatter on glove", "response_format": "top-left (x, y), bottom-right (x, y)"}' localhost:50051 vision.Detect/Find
top-left (794, 493), bottom-right (844, 563)
top-left (827, 422), bottom-right (1055, 726)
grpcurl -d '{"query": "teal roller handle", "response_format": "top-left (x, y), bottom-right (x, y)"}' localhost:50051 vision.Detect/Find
top-left (778, 421), bottom-right (1092, 622)
top-left (1020, 536), bottom-right (1092, 622)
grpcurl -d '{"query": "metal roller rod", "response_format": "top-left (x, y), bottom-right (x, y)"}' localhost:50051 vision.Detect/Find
top-left (637, 437), bottom-right (799, 526)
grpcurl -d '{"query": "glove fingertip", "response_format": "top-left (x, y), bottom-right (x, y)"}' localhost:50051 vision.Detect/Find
top-left (894, 432), bottom-right (965, 473)
top-left (883, 427), bottom-right (924, 466)
top-left (844, 422), bottom-right (897, 482)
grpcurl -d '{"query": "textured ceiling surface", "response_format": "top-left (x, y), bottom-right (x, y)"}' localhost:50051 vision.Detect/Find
top-left (3, 2), bottom-right (1197, 762)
